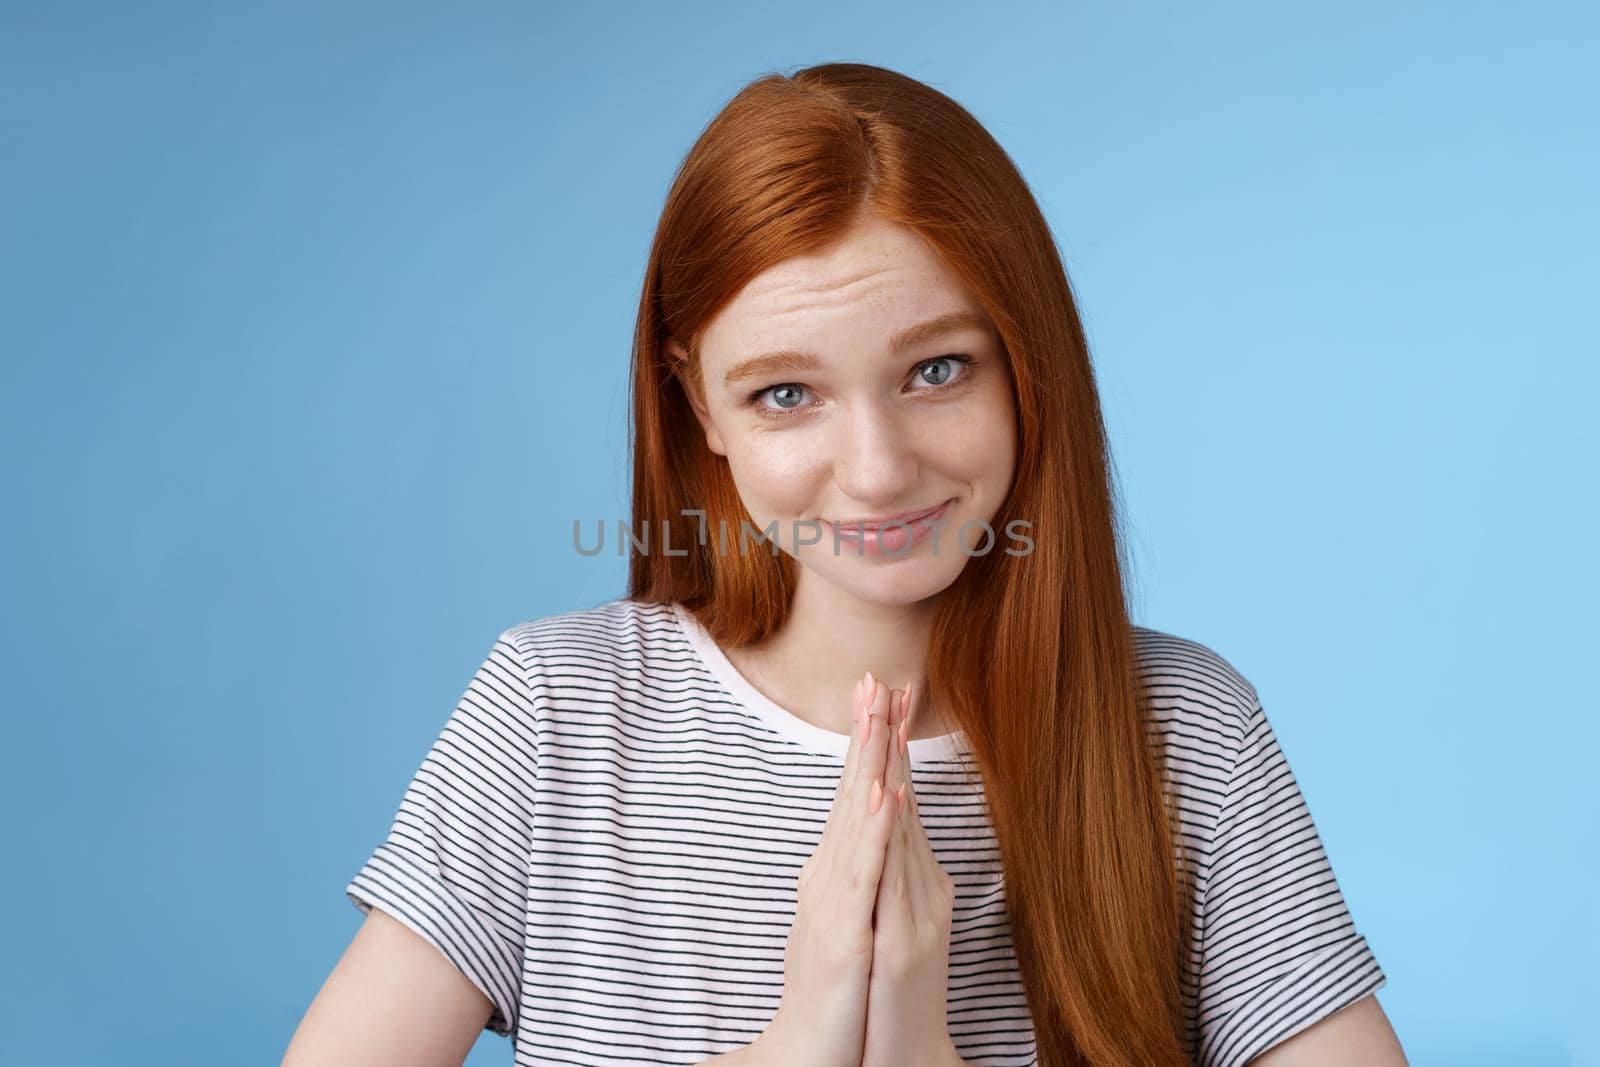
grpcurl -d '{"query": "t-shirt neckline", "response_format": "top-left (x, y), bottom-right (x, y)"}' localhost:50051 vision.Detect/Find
top-left (668, 600), bottom-right (968, 763)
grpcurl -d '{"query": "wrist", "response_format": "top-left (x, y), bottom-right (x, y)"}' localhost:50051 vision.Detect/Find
top-left (891, 1033), bottom-right (966, 1067)
top-left (746, 1013), bottom-right (796, 1066)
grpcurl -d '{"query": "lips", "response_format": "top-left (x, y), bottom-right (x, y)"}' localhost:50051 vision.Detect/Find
top-left (831, 500), bottom-right (950, 534)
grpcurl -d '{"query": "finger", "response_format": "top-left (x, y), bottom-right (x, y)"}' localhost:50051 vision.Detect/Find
top-left (850, 679), bottom-right (899, 887)
top-left (823, 673), bottom-right (873, 837)
top-left (839, 672), bottom-right (872, 796)
top-left (855, 672), bottom-right (893, 808)
top-left (899, 681), bottom-right (917, 776)
top-left (883, 689), bottom-right (906, 799)
top-left (874, 783), bottom-right (910, 932)
top-left (892, 725), bottom-right (912, 839)
top-left (851, 749), bottom-right (901, 906)
top-left (893, 694), bottom-right (916, 819)
top-left (900, 782), bottom-right (924, 932)
top-left (901, 769), bottom-right (943, 918)
top-left (895, 685), bottom-right (942, 917)
top-left (889, 728), bottom-right (926, 853)
top-left (901, 681), bottom-right (929, 820)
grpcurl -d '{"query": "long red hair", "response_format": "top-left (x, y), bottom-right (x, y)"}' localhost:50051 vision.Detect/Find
top-left (626, 62), bottom-right (1191, 1066)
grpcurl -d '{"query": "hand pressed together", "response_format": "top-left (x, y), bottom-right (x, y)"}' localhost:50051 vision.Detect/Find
top-left (860, 679), bottom-right (964, 1067)
top-left (753, 672), bottom-right (966, 1067)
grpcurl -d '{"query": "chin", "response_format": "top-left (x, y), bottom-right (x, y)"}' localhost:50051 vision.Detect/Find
top-left (799, 548), bottom-right (967, 609)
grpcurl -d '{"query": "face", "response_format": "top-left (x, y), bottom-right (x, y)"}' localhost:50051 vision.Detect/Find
top-left (671, 211), bottom-right (1018, 609)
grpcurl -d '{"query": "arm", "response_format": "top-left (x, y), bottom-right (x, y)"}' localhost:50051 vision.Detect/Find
top-left (1246, 993), bottom-right (1407, 1066)
top-left (282, 907), bottom-right (496, 1067)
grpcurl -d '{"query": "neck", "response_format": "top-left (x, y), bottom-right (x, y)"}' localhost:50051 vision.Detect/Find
top-left (722, 570), bottom-right (956, 741)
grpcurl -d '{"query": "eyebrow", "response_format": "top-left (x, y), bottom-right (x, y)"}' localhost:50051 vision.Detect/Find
top-left (721, 309), bottom-right (993, 389)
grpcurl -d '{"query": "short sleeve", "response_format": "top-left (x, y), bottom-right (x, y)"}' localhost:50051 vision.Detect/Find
top-left (1194, 697), bottom-right (1387, 1067)
top-left (345, 629), bottom-right (540, 1038)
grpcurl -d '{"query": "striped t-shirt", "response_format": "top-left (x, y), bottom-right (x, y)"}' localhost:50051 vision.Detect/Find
top-left (346, 597), bottom-right (1386, 1066)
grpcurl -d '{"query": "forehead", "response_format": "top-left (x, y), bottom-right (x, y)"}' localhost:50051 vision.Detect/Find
top-left (697, 215), bottom-right (981, 366)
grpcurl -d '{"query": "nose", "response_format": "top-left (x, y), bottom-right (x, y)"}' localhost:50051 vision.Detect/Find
top-left (829, 397), bottom-right (920, 507)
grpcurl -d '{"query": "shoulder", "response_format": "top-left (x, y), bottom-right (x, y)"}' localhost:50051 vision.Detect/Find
top-left (500, 596), bottom-right (676, 662)
top-left (1130, 624), bottom-right (1263, 823)
top-left (1132, 623), bottom-right (1260, 737)
top-left (487, 598), bottom-right (722, 750)
top-left (493, 597), bottom-right (693, 705)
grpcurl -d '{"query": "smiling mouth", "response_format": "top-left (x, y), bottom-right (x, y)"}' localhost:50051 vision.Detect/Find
top-left (827, 499), bottom-right (952, 535)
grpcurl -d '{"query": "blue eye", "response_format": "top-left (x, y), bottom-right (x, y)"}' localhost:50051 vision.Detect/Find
top-left (913, 355), bottom-right (968, 388)
top-left (763, 384), bottom-right (807, 410)
top-left (746, 354), bottom-right (976, 419)
top-left (745, 380), bottom-right (811, 413)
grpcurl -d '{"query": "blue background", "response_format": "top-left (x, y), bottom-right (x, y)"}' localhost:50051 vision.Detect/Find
top-left (3, 2), bottom-right (1595, 1064)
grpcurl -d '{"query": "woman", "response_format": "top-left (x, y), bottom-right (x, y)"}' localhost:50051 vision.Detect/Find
top-left (284, 63), bottom-right (1407, 1066)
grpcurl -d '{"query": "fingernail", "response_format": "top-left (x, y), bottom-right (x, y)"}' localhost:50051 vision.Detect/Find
top-left (896, 783), bottom-right (907, 814)
top-left (870, 778), bottom-right (883, 814)
top-left (865, 670), bottom-right (876, 705)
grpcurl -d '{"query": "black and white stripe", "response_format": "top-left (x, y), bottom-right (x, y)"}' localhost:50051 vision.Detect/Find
top-left (347, 597), bottom-right (1385, 1066)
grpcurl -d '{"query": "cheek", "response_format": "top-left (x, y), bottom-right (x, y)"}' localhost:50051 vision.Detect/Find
top-left (923, 388), bottom-right (1017, 484)
top-left (722, 427), bottom-right (828, 516)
